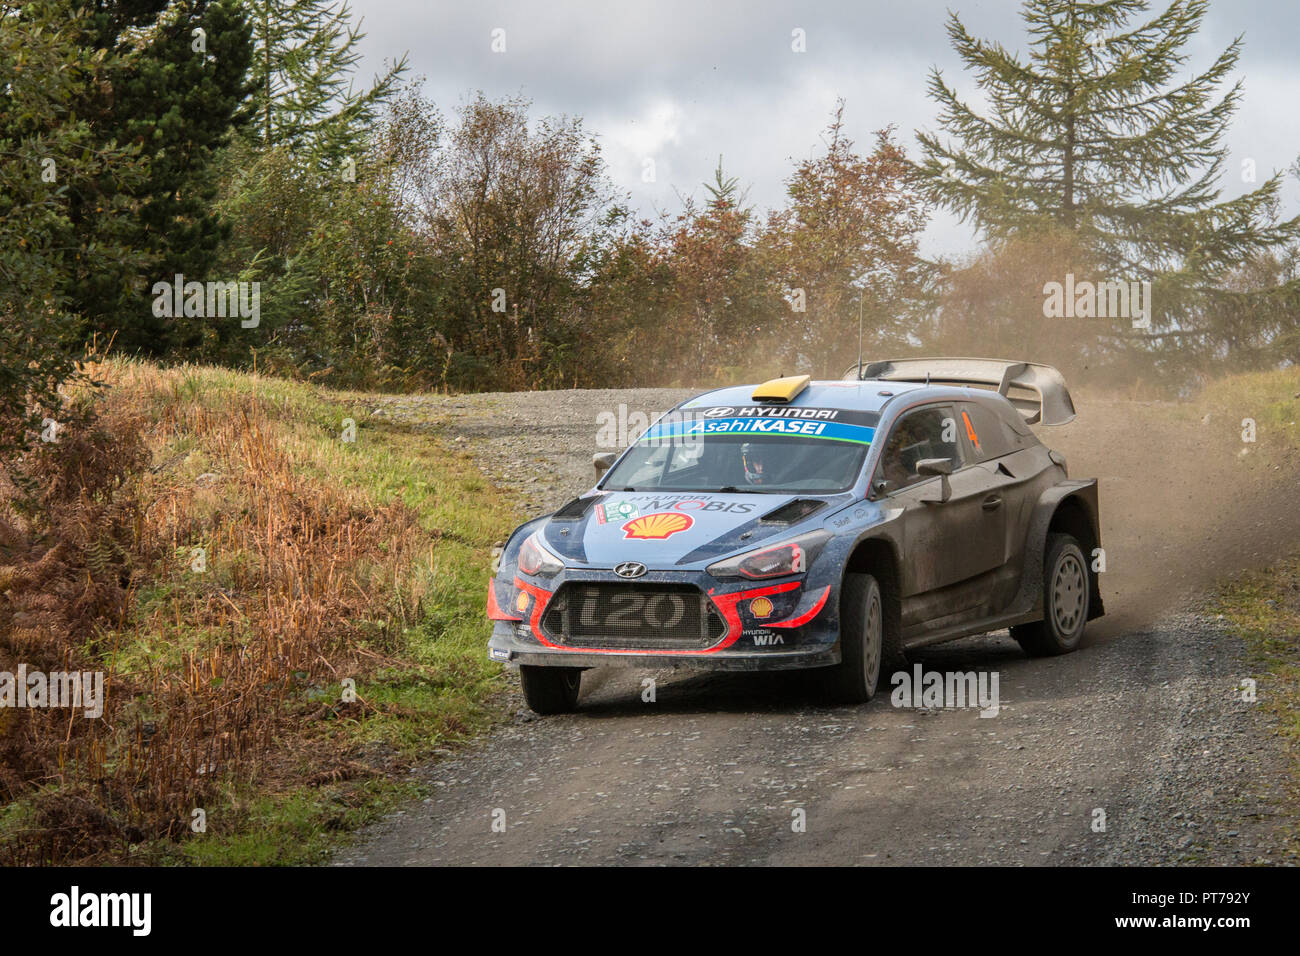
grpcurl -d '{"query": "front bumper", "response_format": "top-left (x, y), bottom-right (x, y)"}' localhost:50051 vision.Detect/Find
top-left (488, 627), bottom-right (840, 670)
top-left (487, 566), bottom-right (840, 671)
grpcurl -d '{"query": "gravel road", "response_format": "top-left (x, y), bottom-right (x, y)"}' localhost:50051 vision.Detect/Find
top-left (336, 387), bottom-right (1298, 866)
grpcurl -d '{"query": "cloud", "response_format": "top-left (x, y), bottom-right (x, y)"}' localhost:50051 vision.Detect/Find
top-left (350, 0), bottom-right (1300, 259)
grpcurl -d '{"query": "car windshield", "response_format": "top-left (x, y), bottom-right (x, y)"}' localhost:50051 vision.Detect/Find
top-left (603, 433), bottom-right (869, 494)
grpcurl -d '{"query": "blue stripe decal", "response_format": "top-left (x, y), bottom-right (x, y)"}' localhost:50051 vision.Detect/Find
top-left (641, 417), bottom-right (876, 444)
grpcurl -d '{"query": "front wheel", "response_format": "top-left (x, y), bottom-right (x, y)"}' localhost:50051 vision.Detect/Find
top-left (824, 572), bottom-right (894, 704)
top-left (519, 665), bottom-right (582, 714)
top-left (1012, 533), bottom-right (1090, 657)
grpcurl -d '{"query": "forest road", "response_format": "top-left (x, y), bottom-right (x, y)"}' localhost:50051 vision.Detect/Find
top-left (336, 387), bottom-right (1298, 865)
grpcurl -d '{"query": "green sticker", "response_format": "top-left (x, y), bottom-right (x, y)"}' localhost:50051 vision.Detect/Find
top-left (598, 500), bottom-right (639, 524)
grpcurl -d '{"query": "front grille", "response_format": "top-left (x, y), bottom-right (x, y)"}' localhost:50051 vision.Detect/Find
top-left (541, 582), bottom-right (726, 650)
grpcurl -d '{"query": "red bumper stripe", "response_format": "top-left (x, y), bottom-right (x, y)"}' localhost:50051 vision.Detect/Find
top-left (707, 581), bottom-right (802, 649)
top-left (513, 576), bottom-right (555, 643)
top-left (769, 586), bottom-right (830, 629)
top-left (486, 578), bottom-right (522, 621)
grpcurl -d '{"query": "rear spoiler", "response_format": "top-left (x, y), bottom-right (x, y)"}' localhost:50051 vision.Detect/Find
top-left (843, 357), bottom-right (1076, 426)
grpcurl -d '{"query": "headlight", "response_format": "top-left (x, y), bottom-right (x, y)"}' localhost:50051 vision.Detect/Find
top-left (706, 530), bottom-right (831, 580)
top-left (517, 531), bottom-right (563, 577)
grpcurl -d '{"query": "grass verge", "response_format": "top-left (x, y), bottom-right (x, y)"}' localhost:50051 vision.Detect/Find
top-left (1213, 556), bottom-right (1300, 856)
top-left (0, 359), bottom-right (519, 864)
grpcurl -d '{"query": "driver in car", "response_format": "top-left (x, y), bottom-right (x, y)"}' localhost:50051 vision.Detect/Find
top-left (741, 442), bottom-right (770, 485)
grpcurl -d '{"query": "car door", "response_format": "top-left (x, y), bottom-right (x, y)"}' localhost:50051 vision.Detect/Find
top-left (957, 401), bottom-right (1036, 568)
top-left (874, 403), bottom-right (1005, 616)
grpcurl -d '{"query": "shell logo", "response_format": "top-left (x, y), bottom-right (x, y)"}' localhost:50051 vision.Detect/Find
top-left (515, 592), bottom-right (529, 613)
top-left (749, 597), bottom-right (774, 619)
top-left (622, 512), bottom-right (695, 540)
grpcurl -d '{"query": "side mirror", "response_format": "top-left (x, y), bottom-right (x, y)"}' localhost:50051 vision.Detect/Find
top-left (915, 458), bottom-right (953, 476)
top-left (593, 451), bottom-right (617, 478)
top-left (915, 458), bottom-right (953, 504)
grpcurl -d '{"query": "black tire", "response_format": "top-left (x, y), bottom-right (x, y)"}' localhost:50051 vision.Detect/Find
top-left (824, 572), bottom-right (899, 704)
top-left (519, 665), bottom-right (582, 715)
top-left (1012, 533), bottom-right (1090, 657)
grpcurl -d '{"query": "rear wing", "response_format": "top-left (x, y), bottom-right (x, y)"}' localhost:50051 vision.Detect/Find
top-left (843, 357), bottom-right (1076, 426)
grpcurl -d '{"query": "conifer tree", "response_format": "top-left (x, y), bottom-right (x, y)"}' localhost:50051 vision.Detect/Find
top-left (62, 0), bottom-right (253, 354)
top-left (915, 0), bottom-right (1300, 345)
top-left (0, 0), bottom-right (147, 448)
top-left (246, 0), bottom-right (406, 164)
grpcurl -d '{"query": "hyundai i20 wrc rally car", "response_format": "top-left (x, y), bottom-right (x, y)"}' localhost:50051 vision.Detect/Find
top-left (487, 358), bottom-right (1103, 714)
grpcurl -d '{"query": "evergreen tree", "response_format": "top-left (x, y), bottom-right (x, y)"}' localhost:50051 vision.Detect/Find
top-left (246, 0), bottom-right (406, 165)
top-left (668, 158), bottom-right (774, 379)
top-left (915, 0), bottom-right (1300, 350)
top-left (59, 0), bottom-right (253, 354)
top-left (0, 0), bottom-right (146, 450)
top-left (703, 155), bottom-right (741, 208)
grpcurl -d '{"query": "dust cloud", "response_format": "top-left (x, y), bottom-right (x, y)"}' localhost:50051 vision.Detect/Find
top-left (1046, 391), bottom-right (1299, 637)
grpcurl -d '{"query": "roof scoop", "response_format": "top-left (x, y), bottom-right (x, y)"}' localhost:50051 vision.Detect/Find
top-left (752, 374), bottom-right (810, 403)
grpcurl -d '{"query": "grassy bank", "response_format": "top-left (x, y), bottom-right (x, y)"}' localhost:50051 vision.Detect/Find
top-left (1194, 366), bottom-right (1300, 458)
top-left (1213, 557), bottom-right (1300, 856)
top-left (0, 360), bottom-right (519, 864)
top-left (1186, 368), bottom-right (1300, 851)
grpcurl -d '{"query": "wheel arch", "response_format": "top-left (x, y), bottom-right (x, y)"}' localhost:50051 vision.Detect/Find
top-left (1027, 481), bottom-right (1105, 621)
top-left (843, 535), bottom-right (902, 642)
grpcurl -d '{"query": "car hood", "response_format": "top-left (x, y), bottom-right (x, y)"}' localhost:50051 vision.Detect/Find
top-left (541, 490), bottom-right (846, 569)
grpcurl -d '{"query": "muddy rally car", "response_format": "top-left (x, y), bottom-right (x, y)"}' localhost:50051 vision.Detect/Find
top-left (487, 357), bottom-right (1103, 714)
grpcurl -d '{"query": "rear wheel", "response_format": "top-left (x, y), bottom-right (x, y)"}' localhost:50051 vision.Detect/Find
top-left (1012, 533), bottom-right (1090, 657)
top-left (519, 665), bottom-right (582, 714)
top-left (825, 573), bottom-right (898, 704)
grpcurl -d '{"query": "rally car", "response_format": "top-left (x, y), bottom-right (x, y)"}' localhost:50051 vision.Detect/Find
top-left (487, 357), bottom-right (1103, 714)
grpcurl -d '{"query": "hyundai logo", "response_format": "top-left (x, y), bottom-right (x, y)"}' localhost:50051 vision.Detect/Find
top-left (702, 406), bottom-right (734, 418)
top-left (614, 561), bottom-right (647, 579)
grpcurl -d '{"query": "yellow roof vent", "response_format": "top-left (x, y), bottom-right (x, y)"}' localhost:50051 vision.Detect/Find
top-left (751, 374), bottom-right (810, 403)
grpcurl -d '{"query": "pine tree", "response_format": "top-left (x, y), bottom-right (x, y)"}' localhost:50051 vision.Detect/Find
top-left (915, 0), bottom-right (1300, 339)
top-left (246, 0), bottom-right (407, 164)
top-left (703, 155), bottom-right (741, 210)
top-left (0, 0), bottom-right (147, 450)
top-left (58, 0), bottom-right (253, 354)
top-left (667, 157), bottom-right (771, 378)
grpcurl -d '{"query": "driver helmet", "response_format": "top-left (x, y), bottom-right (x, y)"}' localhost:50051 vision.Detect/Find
top-left (741, 442), bottom-right (768, 485)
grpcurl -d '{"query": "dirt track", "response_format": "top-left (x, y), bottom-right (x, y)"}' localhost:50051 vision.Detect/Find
top-left (336, 387), bottom-right (1299, 866)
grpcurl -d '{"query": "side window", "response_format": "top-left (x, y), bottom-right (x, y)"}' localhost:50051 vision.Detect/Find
top-left (959, 401), bottom-right (1037, 460)
top-left (877, 405), bottom-right (964, 492)
top-left (959, 402), bottom-right (1011, 460)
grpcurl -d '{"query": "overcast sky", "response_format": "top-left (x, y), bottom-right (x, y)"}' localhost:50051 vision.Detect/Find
top-left (348, 1), bottom-right (1300, 259)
